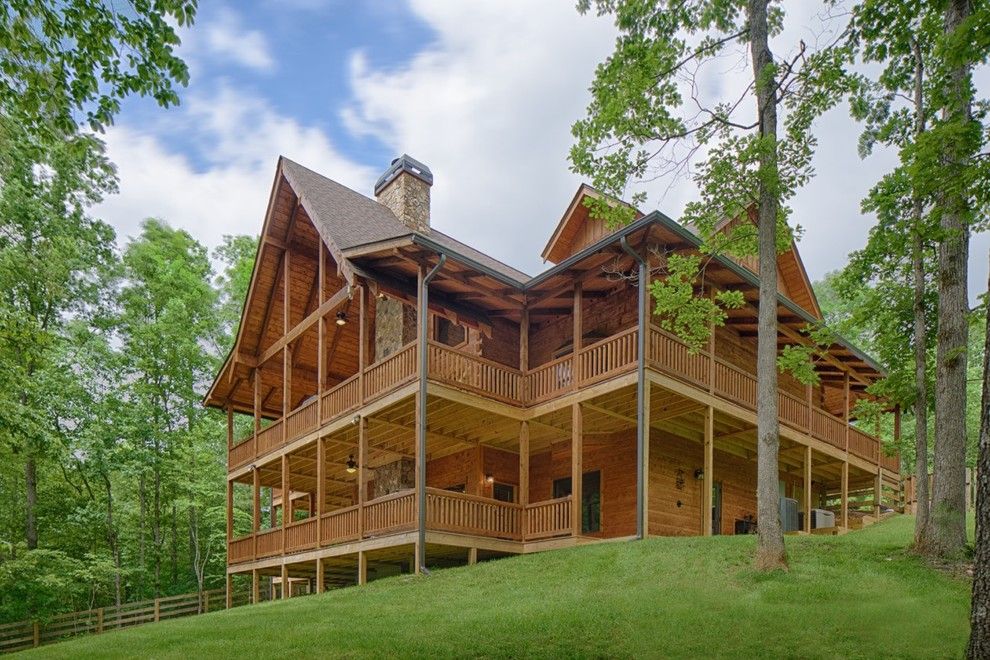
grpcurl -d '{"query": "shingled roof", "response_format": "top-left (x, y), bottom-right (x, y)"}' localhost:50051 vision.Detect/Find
top-left (281, 157), bottom-right (530, 283)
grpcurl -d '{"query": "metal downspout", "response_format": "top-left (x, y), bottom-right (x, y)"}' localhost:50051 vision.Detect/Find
top-left (620, 237), bottom-right (648, 540)
top-left (418, 253), bottom-right (446, 572)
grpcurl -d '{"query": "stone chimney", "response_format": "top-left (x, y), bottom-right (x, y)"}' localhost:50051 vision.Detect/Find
top-left (374, 154), bottom-right (433, 232)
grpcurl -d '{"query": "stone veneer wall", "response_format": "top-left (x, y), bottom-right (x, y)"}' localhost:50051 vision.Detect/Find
top-left (372, 458), bottom-right (415, 498)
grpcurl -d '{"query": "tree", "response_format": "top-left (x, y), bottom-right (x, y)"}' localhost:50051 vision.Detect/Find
top-left (570, 0), bottom-right (845, 570)
top-left (969, 255), bottom-right (990, 658)
top-left (0, 0), bottom-right (196, 137)
top-left (0, 120), bottom-right (117, 549)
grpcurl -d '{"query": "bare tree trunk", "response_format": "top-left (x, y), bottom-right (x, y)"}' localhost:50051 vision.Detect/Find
top-left (748, 0), bottom-right (787, 571)
top-left (930, 0), bottom-right (971, 559)
top-left (911, 38), bottom-right (931, 547)
top-left (966, 252), bottom-right (990, 658)
top-left (153, 462), bottom-right (162, 597)
top-left (24, 454), bottom-right (38, 550)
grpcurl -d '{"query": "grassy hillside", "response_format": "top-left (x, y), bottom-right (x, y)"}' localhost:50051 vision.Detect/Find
top-left (23, 516), bottom-right (969, 659)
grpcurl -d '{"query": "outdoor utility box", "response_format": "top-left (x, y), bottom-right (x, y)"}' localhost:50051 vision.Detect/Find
top-left (779, 497), bottom-right (800, 532)
top-left (811, 508), bottom-right (835, 529)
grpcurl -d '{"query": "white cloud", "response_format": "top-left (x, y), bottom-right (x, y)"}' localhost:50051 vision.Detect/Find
top-left (95, 86), bottom-right (374, 251)
top-left (185, 7), bottom-right (276, 73)
top-left (344, 0), bottom-right (988, 298)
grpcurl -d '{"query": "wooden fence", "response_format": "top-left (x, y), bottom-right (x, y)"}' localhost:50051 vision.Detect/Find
top-left (0, 588), bottom-right (247, 654)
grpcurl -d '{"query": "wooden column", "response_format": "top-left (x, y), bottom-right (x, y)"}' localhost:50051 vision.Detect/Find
top-left (317, 257), bottom-right (325, 407)
top-left (226, 405), bottom-right (234, 451)
top-left (252, 467), bottom-right (260, 559)
top-left (226, 479), bottom-right (234, 541)
top-left (358, 285), bottom-right (367, 404)
top-left (358, 551), bottom-right (367, 585)
top-left (468, 547), bottom-right (478, 565)
top-left (316, 437), bottom-right (325, 545)
top-left (702, 406), bottom-right (714, 536)
top-left (642, 380), bottom-right (651, 537)
top-left (281, 564), bottom-right (289, 600)
top-left (841, 460), bottom-right (849, 529)
top-left (875, 467), bottom-right (883, 519)
top-left (843, 372), bottom-right (850, 452)
top-left (805, 383), bottom-right (813, 435)
top-left (707, 312), bottom-right (715, 394)
top-left (253, 369), bottom-right (261, 436)
top-left (251, 569), bottom-right (259, 605)
top-left (573, 284), bottom-right (583, 388)
top-left (225, 574), bottom-right (232, 609)
top-left (281, 454), bottom-right (289, 560)
top-left (571, 403), bottom-right (583, 537)
top-left (414, 388), bottom-right (424, 574)
top-left (803, 446), bottom-right (812, 533)
top-left (520, 308), bottom-right (529, 401)
top-left (316, 558), bottom-right (324, 594)
top-left (283, 346), bottom-right (293, 420)
top-left (519, 421), bottom-right (530, 540)
top-left (358, 416), bottom-right (367, 538)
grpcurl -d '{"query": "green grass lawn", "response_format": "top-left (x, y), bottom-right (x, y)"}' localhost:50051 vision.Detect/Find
top-left (22, 516), bottom-right (970, 659)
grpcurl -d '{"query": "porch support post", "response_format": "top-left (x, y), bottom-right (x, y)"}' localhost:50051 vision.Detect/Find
top-left (226, 479), bottom-right (233, 542)
top-left (643, 380), bottom-right (651, 537)
top-left (358, 551), bottom-right (367, 585)
top-left (316, 437), bottom-right (325, 545)
top-left (226, 405), bottom-right (234, 451)
top-left (468, 547), bottom-right (478, 565)
top-left (417, 254), bottom-right (446, 573)
top-left (281, 453), bottom-right (289, 557)
top-left (520, 308), bottom-right (529, 400)
top-left (803, 445), bottom-right (812, 533)
top-left (359, 284), bottom-right (367, 404)
top-left (358, 416), bottom-right (367, 538)
top-left (519, 421), bottom-right (530, 541)
top-left (875, 467), bottom-right (882, 519)
top-left (318, 244), bottom-right (325, 402)
top-left (621, 236), bottom-right (648, 539)
top-left (841, 460), bottom-right (849, 529)
top-left (253, 369), bottom-right (261, 436)
top-left (281, 564), bottom-right (289, 600)
top-left (571, 403), bottom-right (583, 537)
top-left (316, 558), bottom-right (324, 594)
top-left (251, 569), bottom-right (259, 605)
top-left (843, 372), bottom-right (850, 453)
top-left (702, 406), bottom-right (714, 536)
top-left (252, 466), bottom-right (260, 559)
top-left (573, 283), bottom-right (583, 387)
top-left (225, 573), bottom-right (232, 609)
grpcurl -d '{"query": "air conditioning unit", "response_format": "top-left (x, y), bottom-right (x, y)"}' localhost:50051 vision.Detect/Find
top-left (811, 508), bottom-right (835, 529)
top-left (779, 497), bottom-right (799, 532)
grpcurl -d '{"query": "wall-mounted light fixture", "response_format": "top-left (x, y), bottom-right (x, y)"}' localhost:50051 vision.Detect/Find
top-left (693, 468), bottom-right (704, 480)
top-left (351, 414), bottom-right (361, 426)
top-left (346, 455), bottom-right (358, 474)
top-left (335, 311), bottom-right (348, 326)
top-left (484, 473), bottom-right (495, 485)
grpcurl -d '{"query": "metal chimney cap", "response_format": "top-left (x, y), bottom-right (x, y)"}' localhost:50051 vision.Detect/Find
top-left (374, 154), bottom-right (433, 195)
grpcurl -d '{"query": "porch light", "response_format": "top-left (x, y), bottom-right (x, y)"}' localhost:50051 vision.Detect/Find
top-left (346, 455), bottom-right (358, 474)
top-left (693, 468), bottom-right (704, 480)
top-left (484, 473), bottom-right (494, 485)
top-left (335, 311), bottom-right (348, 326)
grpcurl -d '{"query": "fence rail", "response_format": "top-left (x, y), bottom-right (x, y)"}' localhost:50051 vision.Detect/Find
top-left (0, 588), bottom-right (243, 654)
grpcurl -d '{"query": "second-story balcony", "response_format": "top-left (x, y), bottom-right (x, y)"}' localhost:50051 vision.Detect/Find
top-left (228, 323), bottom-right (899, 476)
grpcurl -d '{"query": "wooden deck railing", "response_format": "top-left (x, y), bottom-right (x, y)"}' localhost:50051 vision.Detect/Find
top-left (425, 488), bottom-right (521, 540)
top-left (230, 322), bottom-right (898, 482)
top-left (525, 496), bottom-right (572, 540)
top-left (285, 517), bottom-right (318, 552)
top-left (321, 505), bottom-right (360, 545)
top-left (364, 343), bottom-right (417, 401)
top-left (255, 528), bottom-right (282, 558)
top-left (228, 535), bottom-right (254, 564)
top-left (363, 490), bottom-right (416, 537)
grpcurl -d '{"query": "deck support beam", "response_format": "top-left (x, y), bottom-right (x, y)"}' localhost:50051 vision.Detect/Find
top-left (571, 403), bottom-right (583, 537)
top-left (841, 460), bottom-right (849, 529)
top-left (702, 406), bottom-right (714, 536)
top-left (316, 558), bottom-right (324, 594)
top-left (251, 569), bottom-right (259, 604)
top-left (358, 551), bottom-right (368, 585)
top-left (281, 564), bottom-right (289, 599)
top-left (519, 421), bottom-right (530, 540)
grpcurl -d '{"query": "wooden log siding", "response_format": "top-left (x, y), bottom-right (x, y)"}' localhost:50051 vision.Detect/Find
top-left (363, 490), bottom-right (416, 536)
top-left (425, 488), bottom-right (522, 540)
top-left (363, 342), bottom-right (417, 401)
top-left (321, 505), bottom-right (360, 545)
top-left (525, 496), bottom-right (572, 540)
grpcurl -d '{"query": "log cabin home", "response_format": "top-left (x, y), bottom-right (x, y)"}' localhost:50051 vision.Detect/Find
top-left (206, 154), bottom-right (902, 602)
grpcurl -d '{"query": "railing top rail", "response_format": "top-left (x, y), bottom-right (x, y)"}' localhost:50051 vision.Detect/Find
top-left (577, 325), bottom-right (638, 354)
top-left (365, 341), bottom-right (416, 369)
top-left (427, 341), bottom-right (524, 375)
top-left (425, 486), bottom-right (523, 508)
top-left (321, 504), bottom-right (360, 517)
top-left (286, 516), bottom-right (316, 528)
top-left (525, 494), bottom-right (572, 508)
top-left (528, 352), bottom-right (575, 373)
top-left (365, 488), bottom-right (415, 505)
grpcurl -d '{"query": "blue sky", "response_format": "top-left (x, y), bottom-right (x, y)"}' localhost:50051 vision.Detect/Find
top-left (96, 0), bottom-right (989, 298)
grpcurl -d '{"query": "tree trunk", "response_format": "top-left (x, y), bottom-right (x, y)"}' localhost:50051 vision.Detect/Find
top-left (911, 38), bottom-right (931, 547)
top-left (748, 0), bottom-right (787, 571)
top-left (102, 472), bottom-right (122, 609)
top-left (24, 454), bottom-right (38, 550)
top-left (929, 0), bottom-right (971, 559)
top-left (170, 500), bottom-right (178, 587)
top-left (967, 251), bottom-right (990, 658)
top-left (153, 462), bottom-right (162, 597)
top-left (138, 473), bottom-right (146, 593)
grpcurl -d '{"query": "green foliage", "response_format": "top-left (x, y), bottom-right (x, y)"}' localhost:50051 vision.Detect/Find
top-left (648, 253), bottom-right (744, 352)
top-left (0, 0), bottom-right (197, 136)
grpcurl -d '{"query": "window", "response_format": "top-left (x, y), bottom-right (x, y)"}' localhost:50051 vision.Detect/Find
top-left (435, 317), bottom-right (466, 347)
top-left (445, 484), bottom-right (466, 493)
top-left (552, 471), bottom-right (601, 533)
top-left (493, 483), bottom-right (515, 503)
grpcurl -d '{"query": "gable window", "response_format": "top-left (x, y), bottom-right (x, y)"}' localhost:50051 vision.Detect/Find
top-left (552, 470), bottom-right (601, 533)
